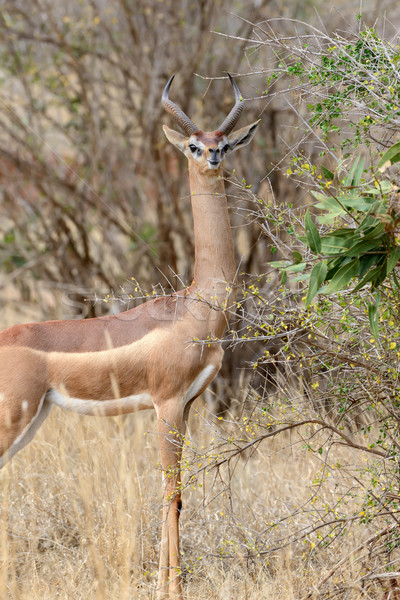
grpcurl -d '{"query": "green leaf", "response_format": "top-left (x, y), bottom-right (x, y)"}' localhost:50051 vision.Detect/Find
top-left (4, 232), bottom-right (15, 244)
top-left (339, 194), bottom-right (374, 211)
top-left (326, 257), bottom-right (349, 281)
top-left (285, 262), bottom-right (307, 273)
top-left (268, 260), bottom-right (290, 270)
top-left (317, 211), bottom-right (345, 225)
top-left (322, 258), bottom-right (360, 294)
top-left (353, 262), bottom-right (385, 291)
top-left (11, 255), bottom-right (26, 267)
top-left (292, 273), bottom-right (311, 283)
top-left (366, 180), bottom-right (394, 195)
top-left (320, 235), bottom-right (353, 255)
top-left (312, 191), bottom-right (344, 212)
top-left (344, 238), bottom-right (382, 258)
top-left (321, 165), bottom-right (334, 180)
top-left (360, 213), bottom-right (379, 231)
top-left (344, 156), bottom-right (364, 187)
top-left (330, 228), bottom-right (359, 237)
top-left (305, 262), bottom-right (327, 307)
top-left (358, 253), bottom-right (381, 278)
top-left (368, 293), bottom-right (380, 343)
top-left (292, 251), bottom-right (303, 264)
top-left (371, 259), bottom-right (387, 290)
top-left (311, 191), bottom-right (348, 224)
top-left (305, 211), bottom-right (321, 254)
top-left (310, 191), bottom-right (328, 203)
top-left (361, 222), bottom-right (385, 241)
top-left (387, 246), bottom-right (400, 274)
top-left (352, 156), bottom-right (365, 187)
top-left (378, 141), bottom-right (400, 172)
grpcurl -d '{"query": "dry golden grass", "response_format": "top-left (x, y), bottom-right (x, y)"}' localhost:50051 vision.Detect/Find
top-left (0, 397), bottom-right (390, 600)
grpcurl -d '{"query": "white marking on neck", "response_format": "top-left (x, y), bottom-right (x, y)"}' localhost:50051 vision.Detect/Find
top-left (47, 390), bottom-right (153, 417)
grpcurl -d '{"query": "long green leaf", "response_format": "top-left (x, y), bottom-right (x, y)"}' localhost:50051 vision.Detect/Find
top-left (359, 205), bottom-right (387, 235)
top-left (344, 238), bottom-right (382, 257)
top-left (368, 293), bottom-right (380, 343)
top-left (320, 235), bottom-right (352, 255)
top-left (371, 259), bottom-right (387, 290)
top-left (344, 158), bottom-right (358, 187)
top-left (366, 180), bottom-right (394, 194)
top-left (311, 190), bottom-right (331, 204)
top-left (331, 228), bottom-right (359, 237)
top-left (322, 258), bottom-right (359, 294)
top-left (305, 262), bottom-right (327, 307)
top-left (326, 256), bottom-right (350, 281)
top-left (352, 156), bottom-right (365, 187)
top-left (305, 211), bottom-right (321, 254)
top-left (312, 191), bottom-right (345, 224)
top-left (311, 191), bottom-right (341, 210)
top-left (317, 211), bottom-right (345, 225)
top-left (358, 253), bottom-right (381, 278)
top-left (387, 246), bottom-right (400, 274)
top-left (378, 141), bottom-right (400, 172)
top-left (339, 194), bottom-right (374, 211)
top-left (353, 262), bottom-right (385, 291)
top-left (361, 222), bottom-right (385, 240)
top-left (344, 156), bottom-right (363, 187)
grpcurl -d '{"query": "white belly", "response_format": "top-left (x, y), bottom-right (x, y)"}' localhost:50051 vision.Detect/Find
top-left (47, 364), bottom-right (218, 417)
top-left (47, 389), bottom-right (154, 416)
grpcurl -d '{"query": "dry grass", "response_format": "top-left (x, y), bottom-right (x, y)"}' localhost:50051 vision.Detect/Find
top-left (0, 398), bottom-right (390, 599)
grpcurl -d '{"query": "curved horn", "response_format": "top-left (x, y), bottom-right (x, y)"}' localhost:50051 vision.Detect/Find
top-left (162, 74), bottom-right (199, 136)
top-left (217, 73), bottom-right (245, 135)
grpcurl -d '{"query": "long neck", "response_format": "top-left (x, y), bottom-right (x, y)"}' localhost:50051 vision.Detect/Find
top-left (188, 164), bottom-right (237, 310)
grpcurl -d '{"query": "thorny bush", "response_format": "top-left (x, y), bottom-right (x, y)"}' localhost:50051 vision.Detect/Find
top-left (180, 18), bottom-right (400, 599)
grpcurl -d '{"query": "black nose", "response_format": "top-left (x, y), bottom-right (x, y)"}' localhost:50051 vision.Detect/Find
top-left (208, 149), bottom-right (220, 164)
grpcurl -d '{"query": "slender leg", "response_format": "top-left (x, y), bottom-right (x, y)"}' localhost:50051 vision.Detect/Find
top-left (0, 347), bottom-right (49, 469)
top-left (156, 399), bottom-right (186, 599)
top-left (0, 397), bottom-right (52, 469)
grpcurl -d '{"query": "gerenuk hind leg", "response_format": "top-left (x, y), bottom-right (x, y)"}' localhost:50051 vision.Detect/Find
top-left (0, 346), bottom-right (49, 468)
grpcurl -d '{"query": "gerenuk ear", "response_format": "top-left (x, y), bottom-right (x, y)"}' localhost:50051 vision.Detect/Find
top-left (163, 124), bottom-right (187, 153)
top-left (226, 119), bottom-right (261, 153)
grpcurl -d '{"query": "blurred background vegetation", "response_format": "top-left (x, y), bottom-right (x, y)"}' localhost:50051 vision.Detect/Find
top-left (1, 1), bottom-right (400, 598)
